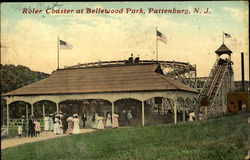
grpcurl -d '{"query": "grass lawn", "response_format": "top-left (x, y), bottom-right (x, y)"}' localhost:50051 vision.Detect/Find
top-left (1, 112), bottom-right (249, 160)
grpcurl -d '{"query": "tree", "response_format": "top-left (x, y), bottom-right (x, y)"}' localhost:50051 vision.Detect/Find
top-left (1, 64), bottom-right (50, 124)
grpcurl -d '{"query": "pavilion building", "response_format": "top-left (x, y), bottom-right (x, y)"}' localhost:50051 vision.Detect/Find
top-left (3, 62), bottom-right (198, 134)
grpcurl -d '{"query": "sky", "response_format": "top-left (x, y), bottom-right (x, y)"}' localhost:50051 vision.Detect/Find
top-left (1, 1), bottom-right (249, 81)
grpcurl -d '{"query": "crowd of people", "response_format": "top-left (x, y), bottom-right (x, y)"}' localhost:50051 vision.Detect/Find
top-left (16, 108), bottom-right (208, 138)
top-left (43, 112), bottom-right (84, 135)
top-left (17, 112), bottom-right (85, 138)
top-left (18, 115), bottom-right (41, 138)
top-left (91, 109), bottom-right (134, 129)
top-left (17, 109), bottom-right (134, 138)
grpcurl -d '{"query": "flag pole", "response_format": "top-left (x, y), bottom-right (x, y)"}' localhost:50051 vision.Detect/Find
top-left (156, 26), bottom-right (158, 61)
top-left (57, 36), bottom-right (59, 69)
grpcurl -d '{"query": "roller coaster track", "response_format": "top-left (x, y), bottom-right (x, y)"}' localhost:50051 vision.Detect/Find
top-left (66, 59), bottom-right (197, 88)
top-left (196, 59), bottom-right (233, 118)
top-left (66, 60), bottom-right (195, 70)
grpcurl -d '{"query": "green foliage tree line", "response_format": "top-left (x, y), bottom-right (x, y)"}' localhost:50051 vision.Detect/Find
top-left (1, 64), bottom-right (50, 123)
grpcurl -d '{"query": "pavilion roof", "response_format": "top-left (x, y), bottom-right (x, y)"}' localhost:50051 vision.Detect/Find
top-left (3, 63), bottom-right (198, 96)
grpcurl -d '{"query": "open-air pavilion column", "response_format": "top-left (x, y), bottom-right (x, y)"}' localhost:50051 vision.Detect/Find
top-left (26, 104), bottom-right (29, 122)
top-left (183, 110), bottom-right (186, 122)
top-left (42, 105), bottom-right (45, 118)
top-left (25, 104), bottom-right (29, 137)
top-left (111, 101), bottom-right (114, 126)
top-left (174, 98), bottom-right (177, 124)
top-left (182, 108), bottom-right (187, 122)
top-left (170, 93), bottom-right (178, 124)
top-left (142, 100), bottom-right (145, 126)
top-left (6, 103), bottom-right (9, 135)
top-left (56, 102), bottom-right (59, 115)
top-left (31, 104), bottom-right (34, 116)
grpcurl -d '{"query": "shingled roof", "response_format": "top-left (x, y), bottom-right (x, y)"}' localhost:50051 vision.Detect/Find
top-left (215, 44), bottom-right (232, 56)
top-left (3, 63), bottom-right (197, 96)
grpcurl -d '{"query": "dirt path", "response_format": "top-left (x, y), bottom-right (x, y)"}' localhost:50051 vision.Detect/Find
top-left (1, 129), bottom-right (95, 150)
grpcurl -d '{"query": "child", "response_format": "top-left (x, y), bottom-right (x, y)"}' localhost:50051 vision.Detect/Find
top-left (18, 123), bottom-right (23, 138)
top-left (34, 120), bottom-right (41, 136)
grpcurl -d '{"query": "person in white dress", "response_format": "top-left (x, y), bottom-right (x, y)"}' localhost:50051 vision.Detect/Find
top-left (66, 116), bottom-right (74, 135)
top-left (44, 114), bottom-right (50, 131)
top-left (54, 115), bottom-right (61, 135)
top-left (105, 113), bottom-right (112, 128)
top-left (91, 113), bottom-right (99, 129)
top-left (127, 110), bottom-right (133, 125)
top-left (72, 114), bottom-right (80, 134)
top-left (97, 116), bottom-right (104, 129)
top-left (112, 113), bottom-right (119, 128)
top-left (18, 124), bottom-right (23, 138)
top-left (49, 114), bottom-right (54, 132)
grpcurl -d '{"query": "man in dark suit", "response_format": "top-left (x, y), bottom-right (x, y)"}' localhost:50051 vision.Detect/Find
top-left (82, 111), bottom-right (87, 128)
top-left (61, 113), bottom-right (68, 134)
top-left (120, 110), bottom-right (127, 126)
top-left (28, 115), bottom-right (35, 137)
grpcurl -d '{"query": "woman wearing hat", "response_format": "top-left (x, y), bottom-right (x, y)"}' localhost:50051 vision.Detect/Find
top-left (91, 112), bottom-right (99, 129)
top-left (96, 115), bottom-right (104, 130)
top-left (21, 116), bottom-right (27, 137)
top-left (44, 114), bottom-right (50, 132)
top-left (34, 120), bottom-right (41, 136)
top-left (66, 115), bottom-right (74, 135)
top-left (72, 114), bottom-right (80, 134)
top-left (49, 114), bottom-right (54, 132)
top-left (112, 113), bottom-right (119, 128)
top-left (105, 113), bottom-right (112, 128)
top-left (54, 115), bottom-right (63, 135)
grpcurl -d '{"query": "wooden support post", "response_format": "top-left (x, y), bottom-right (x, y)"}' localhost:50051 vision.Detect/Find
top-left (31, 104), bottom-right (34, 116)
top-left (26, 104), bottom-right (29, 136)
top-left (43, 105), bottom-right (45, 118)
top-left (111, 101), bottom-right (114, 125)
top-left (2, 104), bottom-right (5, 127)
top-left (142, 101), bottom-right (145, 126)
top-left (174, 100), bottom-right (177, 124)
top-left (161, 100), bottom-right (164, 115)
top-left (6, 103), bottom-right (9, 136)
top-left (183, 110), bottom-right (185, 122)
top-left (56, 103), bottom-right (59, 115)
